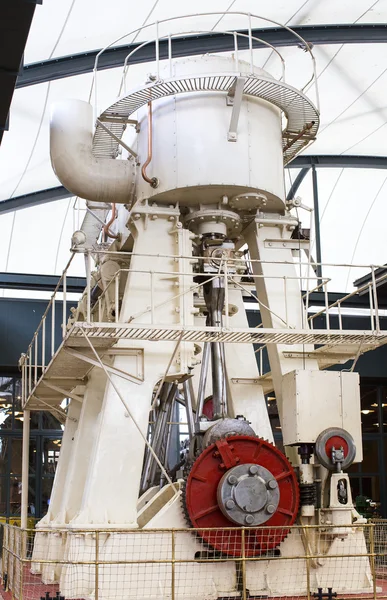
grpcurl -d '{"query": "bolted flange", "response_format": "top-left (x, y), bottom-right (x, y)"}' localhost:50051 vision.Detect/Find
top-left (217, 463), bottom-right (280, 526)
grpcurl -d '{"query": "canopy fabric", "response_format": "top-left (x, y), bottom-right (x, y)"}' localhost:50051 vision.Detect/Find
top-left (0, 0), bottom-right (386, 291)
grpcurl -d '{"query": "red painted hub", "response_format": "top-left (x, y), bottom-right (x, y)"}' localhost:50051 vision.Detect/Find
top-left (184, 435), bottom-right (299, 557)
top-left (325, 436), bottom-right (349, 459)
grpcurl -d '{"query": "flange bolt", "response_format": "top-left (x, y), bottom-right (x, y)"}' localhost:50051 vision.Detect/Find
top-left (245, 514), bottom-right (254, 525)
top-left (249, 465), bottom-right (259, 475)
top-left (266, 504), bottom-right (276, 514)
top-left (225, 499), bottom-right (235, 510)
top-left (267, 479), bottom-right (277, 490)
top-left (228, 475), bottom-right (238, 485)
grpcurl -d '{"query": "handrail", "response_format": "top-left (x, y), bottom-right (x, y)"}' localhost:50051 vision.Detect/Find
top-left (20, 250), bottom-right (386, 408)
top-left (117, 28), bottom-right (286, 97)
top-left (89, 12), bottom-right (319, 119)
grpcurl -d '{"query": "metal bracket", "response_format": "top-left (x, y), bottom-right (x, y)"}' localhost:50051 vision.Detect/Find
top-left (41, 381), bottom-right (84, 403)
top-left (231, 377), bottom-right (260, 384)
top-left (64, 347), bottom-right (144, 384)
top-left (96, 119), bottom-right (138, 158)
top-left (264, 239), bottom-right (310, 250)
top-left (227, 77), bottom-right (246, 142)
top-left (99, 114), bottom-right (140, 132)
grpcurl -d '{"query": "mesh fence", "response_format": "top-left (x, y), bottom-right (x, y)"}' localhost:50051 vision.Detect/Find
top-left (1, 523), bottom-right (386, 600)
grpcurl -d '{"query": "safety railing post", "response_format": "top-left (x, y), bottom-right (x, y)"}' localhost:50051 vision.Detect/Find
top-left (155, 21), bottom-right (160, 80)
top-left (241, 527), bottom-right (247, 600)
top-left (95, 531), bottom-right (99, 600)
top-left (337, 302), bottom-right (343, 331)
top-left (34, 335), bottom-right (38, 386)
top-left (369, 283), bottom-right (375, 330)
top-left (371, 266), bottom-right (380, 333)
top-left (86, 251), bottom-right (91, 323)
top-left (324, 282), bottom-right (330, 331)
top-left (115, 272), bottom-right (120, 323)
top-left (224, 262), bottom-right (229, 328)
top-left (168, 34), bottom-right (172, 77)
top-left (42, 318), bottom-right (46, 373)
top-left (370, 523), bottom-right (377, 600)
top-left (171, 530), bottom-right (175, 600)
top-left (284, 276), bottom-right (289, 326)
top-left (62, 271), bottom-right (67, 338)
top-left (150, 271), bottom-right (155, 324)
top-left (28, 347), bottom-right (32, 396)
top-left (305, 526), bottom-right (311, 600)
top-left (248, 14), bottom-right (253, 72)
top-left (51, 297), bottom-right (56, 357)
top-left (233, 31), bottom-right (239, 71)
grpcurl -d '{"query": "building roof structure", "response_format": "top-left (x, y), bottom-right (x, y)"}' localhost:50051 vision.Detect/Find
top-left (0, 0), bottom-right (386, 293)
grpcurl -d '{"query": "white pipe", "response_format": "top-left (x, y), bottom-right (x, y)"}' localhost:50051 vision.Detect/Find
top-left (50, 99), bottom-right (134, 204)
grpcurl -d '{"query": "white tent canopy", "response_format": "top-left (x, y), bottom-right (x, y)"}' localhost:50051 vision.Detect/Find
top-left (0, 0), bottom-right (386, 291)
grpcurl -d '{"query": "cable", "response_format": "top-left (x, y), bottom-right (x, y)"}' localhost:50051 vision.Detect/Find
top-left (210, 0), bottom-right (238, 31)
top-left (319, 65), bottom-right (387, 136)
top-left (303, 0), bottom-right (380, 95)
top-left (4, 0), bottom-right (78, 274)
top-left (340, 120), bottom-right (387, 155)
top-left (345, 174), bottom-right (387, 290)
top-left (261, 0), bottom-right (311, 70)
top-left (54, 197), bottom-right (72, 273)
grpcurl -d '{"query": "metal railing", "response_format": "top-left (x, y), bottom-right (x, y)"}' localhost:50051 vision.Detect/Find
top-left (2, 522), bottom-right (386, 600)
top-left (19, 250), bottom-right (387, 406)
top-left (89, 12), bottom-right (320, 119)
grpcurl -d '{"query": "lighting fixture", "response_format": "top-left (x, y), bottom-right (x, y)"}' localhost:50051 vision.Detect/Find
top-left (361, 409), bottom-right (374, 415)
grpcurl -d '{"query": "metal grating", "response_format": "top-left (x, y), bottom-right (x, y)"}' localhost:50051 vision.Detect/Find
top-left (93, 73), bottom-right (319, 164)
top-left (72, 322), bottom-right (386, 346)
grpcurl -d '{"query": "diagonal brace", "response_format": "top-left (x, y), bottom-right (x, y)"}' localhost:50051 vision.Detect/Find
top-left (227, 76), bottom-right (246, 142)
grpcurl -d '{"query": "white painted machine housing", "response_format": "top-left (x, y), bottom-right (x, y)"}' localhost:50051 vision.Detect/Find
top-left (281, 370), bottom-right (363, 462)
top-left (133, 55), bottom-right (286, 210)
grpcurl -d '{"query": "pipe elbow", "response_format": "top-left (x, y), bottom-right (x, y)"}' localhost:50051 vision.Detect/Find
top-left (50, 100), bottom-right (134, 204)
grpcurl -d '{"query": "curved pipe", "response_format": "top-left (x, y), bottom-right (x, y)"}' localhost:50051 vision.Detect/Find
top-left (103, 203), bottom-right (119, 240)
top-left (50, 99), bottom-right (134, 204)
top-left (141, 101), bottom-right (159, 188)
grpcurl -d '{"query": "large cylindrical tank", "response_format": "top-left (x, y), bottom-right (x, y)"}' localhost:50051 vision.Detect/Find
top-left (133, 56), bottom-right (286, 211)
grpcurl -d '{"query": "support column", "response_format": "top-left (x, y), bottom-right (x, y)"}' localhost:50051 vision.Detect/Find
top-left (224, 286), bottom-right (273, 442)
top-left (72, 205), bottom-right (194, 527)
top-left (244, 216), bottom-right (318, 409)
top-left (21, 410), bottom-right (30, 529)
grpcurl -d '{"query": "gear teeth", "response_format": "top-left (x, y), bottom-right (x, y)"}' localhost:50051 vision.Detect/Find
top-left (181, 434), bottom-right (300, 557)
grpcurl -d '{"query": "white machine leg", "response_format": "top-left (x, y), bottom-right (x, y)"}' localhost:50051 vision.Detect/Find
top-left (224, 286), bottom-right (273, 441)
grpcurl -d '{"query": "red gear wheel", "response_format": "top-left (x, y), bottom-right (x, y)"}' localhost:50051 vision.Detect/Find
top-left (184, 435), bottom-right (299, 557)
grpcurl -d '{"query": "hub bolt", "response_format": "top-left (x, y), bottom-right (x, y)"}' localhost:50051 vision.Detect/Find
top-left (267, 479), bottom-right (277, 490)
top-left (228, 475), bottom-right (238, 485)
top-left (245, 514), bottom-right (254, 525)
top-left (249, 465), bottom-right (259, 475)
top-left (266, 504), bottom-right (276, 514)
top-left (225, 499), bottom-right (235, 510)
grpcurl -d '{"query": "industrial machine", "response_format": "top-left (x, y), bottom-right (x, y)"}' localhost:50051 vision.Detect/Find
top-left (20, 13), bottom-right (379, 600)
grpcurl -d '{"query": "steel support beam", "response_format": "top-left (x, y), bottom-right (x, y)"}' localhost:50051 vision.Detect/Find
top-left (286, 167), bottom-right (311, 200)
top-left (0, 272), bottom-right (86, 293)
top-left (289, 155), bottom-right (387, 169)
top-left (312, 164), bottom-right (322, 283)
top-left (16, 24), bottom-right (387, 88)
top-left (0, 185), bottom-right (72, 214)
top-left (1, 155), bottom-right (386, 216)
